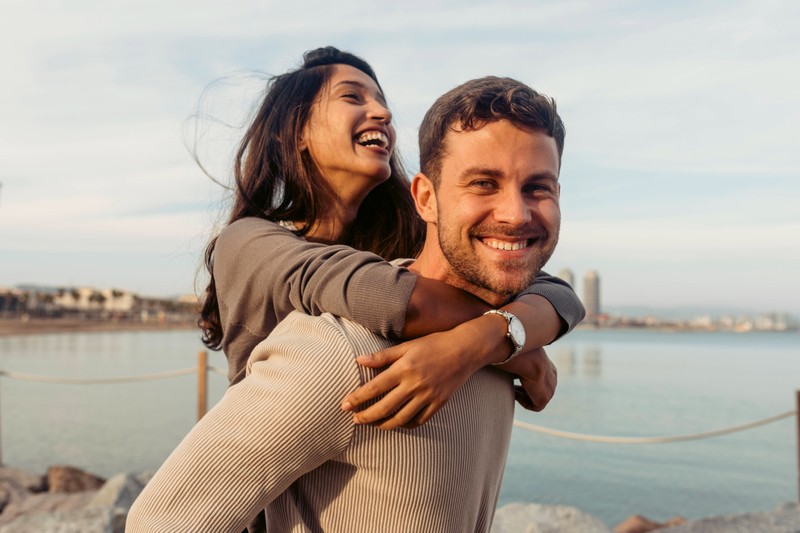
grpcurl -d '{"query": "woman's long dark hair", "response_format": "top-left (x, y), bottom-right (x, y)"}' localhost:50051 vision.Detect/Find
top-left (199, 46), bottom-right (424, 350)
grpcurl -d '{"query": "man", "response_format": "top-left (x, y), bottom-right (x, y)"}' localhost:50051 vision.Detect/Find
top-left (127, 76), bottom-right (566, 532)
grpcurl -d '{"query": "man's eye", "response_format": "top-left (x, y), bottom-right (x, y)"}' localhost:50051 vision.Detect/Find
top-left (472, 180), bottom-right (495, 189)
top-left (524, 184), bottom-right (551, 195)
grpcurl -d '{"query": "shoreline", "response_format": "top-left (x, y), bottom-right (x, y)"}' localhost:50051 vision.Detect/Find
top-left (0, 318), bottom-right (198, 337)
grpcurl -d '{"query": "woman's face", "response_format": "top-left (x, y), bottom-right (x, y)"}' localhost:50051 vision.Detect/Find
top-left (302, 64), bottom-right (396, 205)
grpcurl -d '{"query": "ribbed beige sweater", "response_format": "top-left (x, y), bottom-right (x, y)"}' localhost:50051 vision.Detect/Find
top-left (127, 311), bottom-right (515, 532)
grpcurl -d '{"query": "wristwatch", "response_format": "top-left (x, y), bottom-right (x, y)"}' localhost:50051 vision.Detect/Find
top-left (484, 309), bottom-right (526, 365)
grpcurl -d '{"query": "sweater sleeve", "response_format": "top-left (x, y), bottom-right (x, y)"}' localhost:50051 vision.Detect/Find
top-left (125, 313), bottom-right (362, 533)
top-left (215, 218), bottom-right (417, 384)
top-left (518, 270), bottom-right (586, 339)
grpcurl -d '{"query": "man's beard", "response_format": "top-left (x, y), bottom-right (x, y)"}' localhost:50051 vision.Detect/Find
top-left (438, 222), bottom-right (559, 298)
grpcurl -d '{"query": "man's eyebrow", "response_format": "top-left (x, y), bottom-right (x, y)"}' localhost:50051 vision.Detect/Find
top-left (332, 80), bottom-right (387, 106)
top-left (460, 167), bottom-right (504, 180)
top-left (529, 171), bottom-right (559, 182)
top-left (460, 167), bottom-right (558, 181)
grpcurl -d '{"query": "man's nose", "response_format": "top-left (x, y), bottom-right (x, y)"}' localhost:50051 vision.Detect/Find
top-left (493, 189), bottom-right (532, 226)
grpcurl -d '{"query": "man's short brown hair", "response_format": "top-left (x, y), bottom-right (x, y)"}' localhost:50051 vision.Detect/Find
top-left (419, 76), bottom-right (565, 185)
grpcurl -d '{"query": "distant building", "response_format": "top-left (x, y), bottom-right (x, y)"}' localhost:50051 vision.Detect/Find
top-left (583, 270), bottom-right (601, 318)
top-left (0, 287), bottom-right (26, 317)
top-left (556, 268), bottom-right (575, 288)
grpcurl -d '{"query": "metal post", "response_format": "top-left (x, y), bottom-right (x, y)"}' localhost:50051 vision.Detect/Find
top-left (0, 375), bottom-right (3, 466)
top-left (796, 390), bottom-right (799, 502)
top-left (197, 351), bottom-right (208, 421)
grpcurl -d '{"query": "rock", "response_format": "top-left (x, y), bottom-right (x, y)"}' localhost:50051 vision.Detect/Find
top-left (88, 472), bottom-right (150, 510)
top-left (0, 470), bottom-right (150, 533)
top-left (492, 502), bottom-right (611, 533)
top-left (615, 514), bottom-right (686, 533)
top-left (0, 506), bottom-right (120, 533)
top-left (0, 480), bottom-right (31, 514)
top-left (47, 466), bottom-right (105, 494)
top-left (660, 502), bottom-right (800, 533)
top-left (0, 467), bottom-right (46, 493)
top-left (0, 492), bottom-right (95, 526)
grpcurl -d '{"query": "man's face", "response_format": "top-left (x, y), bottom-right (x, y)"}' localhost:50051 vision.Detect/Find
top-left (430, 119), bottom-right (561, 305)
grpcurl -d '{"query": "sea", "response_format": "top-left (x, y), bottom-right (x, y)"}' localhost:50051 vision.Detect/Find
top-left (0, 328), bottom-right (796, 527)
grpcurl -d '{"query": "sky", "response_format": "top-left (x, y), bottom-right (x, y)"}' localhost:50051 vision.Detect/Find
top-left (1, 0), bottom-right (798, 315)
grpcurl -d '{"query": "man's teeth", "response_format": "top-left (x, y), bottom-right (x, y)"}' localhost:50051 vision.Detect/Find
top-left (483, 238), bottom-right (528, 251)
top-left (356, 131), bottom-right (388, 148)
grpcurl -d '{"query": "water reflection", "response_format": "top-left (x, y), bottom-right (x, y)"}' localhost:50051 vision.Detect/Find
top-left (552, 343), bottom-right (603, 377)
top-left (583, 346), bottom-right (602, 377)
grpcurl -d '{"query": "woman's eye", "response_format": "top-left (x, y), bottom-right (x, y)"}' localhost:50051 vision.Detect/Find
top-left (342, 92), bottom-right (361, 101)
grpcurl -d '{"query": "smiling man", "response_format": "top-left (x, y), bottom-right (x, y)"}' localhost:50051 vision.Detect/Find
top-left (127, 76), bottom-right (567, 533)
top-left (414, 77), bottom-right (562, 306)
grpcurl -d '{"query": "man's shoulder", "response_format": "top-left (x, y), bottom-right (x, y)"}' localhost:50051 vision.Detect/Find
top-left (248, 312), bottom-right (395, 369)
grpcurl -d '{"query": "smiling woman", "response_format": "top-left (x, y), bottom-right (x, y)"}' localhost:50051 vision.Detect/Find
top-left (196, 46), bottom-right (584, 401)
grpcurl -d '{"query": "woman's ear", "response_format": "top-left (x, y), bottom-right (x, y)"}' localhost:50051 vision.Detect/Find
top-left (411, 173), bottom-right (437, 224)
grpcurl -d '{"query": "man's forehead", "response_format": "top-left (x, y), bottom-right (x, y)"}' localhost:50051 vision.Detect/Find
top-left (438, 121), bottom-right (560, 179)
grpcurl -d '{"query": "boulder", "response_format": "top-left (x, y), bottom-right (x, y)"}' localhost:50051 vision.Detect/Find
top-left (0, 492), bottom-right (95, 526)
top-left (661, 502), bottom-right (800, 533)
top-left (0, 506), bottom-right (121, 533)
top-left (47, 466), bottom-right (105, 493)
top-left (0, 480), bottom-right (31, 514)
top-left (492, 502), bottom-right (611, 533)
top-left (615, 514), bottom-right (686, 533)
top-left (88, 471), bottom-right (151, 510)
top-left (0, 467), bottom-right (46, 493)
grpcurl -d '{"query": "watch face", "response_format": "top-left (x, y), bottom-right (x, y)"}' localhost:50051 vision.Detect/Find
top-left (508, 316), bottom-right (526, 348)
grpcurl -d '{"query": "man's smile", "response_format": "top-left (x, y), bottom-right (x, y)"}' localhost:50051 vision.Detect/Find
top-left (479, 237), bottom-right (531, 252)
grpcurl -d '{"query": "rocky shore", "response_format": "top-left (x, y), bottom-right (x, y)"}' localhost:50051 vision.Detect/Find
top-left (1, 465), bottom-right (798, 532)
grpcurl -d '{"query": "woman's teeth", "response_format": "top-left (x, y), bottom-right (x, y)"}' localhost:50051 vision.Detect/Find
top-left (356, 131), bottom-right (388, 148)
top-left (483, 238), bottom-right (528, 251)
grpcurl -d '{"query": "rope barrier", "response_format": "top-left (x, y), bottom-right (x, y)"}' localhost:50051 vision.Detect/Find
top-left (513, 410), bottom-right (798, 444)
top-left (0, 368), bottom-right (196, 384)
top-left (0, 367), bottom-right (795, 446)
top-left (208, 366), bottom-right (228, 377)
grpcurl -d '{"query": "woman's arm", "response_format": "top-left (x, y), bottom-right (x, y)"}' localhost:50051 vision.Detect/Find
top-left (341, 274), bottom-right (584, 429)
top-left (402, 270), bottom-right (584, 342)
top-left (214, 218), bottom-right (418, 383)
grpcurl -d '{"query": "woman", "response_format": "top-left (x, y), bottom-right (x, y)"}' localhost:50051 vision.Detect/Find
top-left (199, 46), bottom-right (584, 430)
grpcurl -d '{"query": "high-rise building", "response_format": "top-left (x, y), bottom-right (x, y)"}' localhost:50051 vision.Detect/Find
top-left (583, 270), bottom-right (601, 318)
top-left (556, 268), bottom-right (575, 289)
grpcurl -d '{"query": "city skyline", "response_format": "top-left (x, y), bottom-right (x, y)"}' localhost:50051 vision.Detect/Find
top-left (2, 1), bottom-right (798, 314)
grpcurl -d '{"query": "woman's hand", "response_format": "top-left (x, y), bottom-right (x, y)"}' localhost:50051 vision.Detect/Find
top-left (500, 347), bottom-right (557, 412)
top-left (340, 320), bottom-right (500, 430)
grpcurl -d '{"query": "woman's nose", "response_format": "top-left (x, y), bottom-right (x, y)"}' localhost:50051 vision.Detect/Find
top-left (368, 101), bottom-right (392, 125)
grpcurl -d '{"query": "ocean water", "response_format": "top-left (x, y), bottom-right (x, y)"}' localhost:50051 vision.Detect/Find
top-left (0, 328), bottom-right (796, 526)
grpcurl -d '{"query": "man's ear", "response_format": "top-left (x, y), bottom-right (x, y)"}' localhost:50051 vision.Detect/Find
top-left (411, 173), bottom-right (437, 223)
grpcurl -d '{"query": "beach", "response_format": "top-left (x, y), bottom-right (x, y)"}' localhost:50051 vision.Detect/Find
top-left (0, 318), bottom-right (197, 338)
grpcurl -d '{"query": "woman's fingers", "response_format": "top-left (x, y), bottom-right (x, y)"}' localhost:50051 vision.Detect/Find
top-left (352, 387), bottom-right (416, 427)
top-left (356, 345), bottom-right (405, 368)
top-left (340, 371), bottom-right (399, 411)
